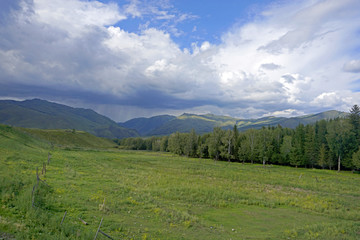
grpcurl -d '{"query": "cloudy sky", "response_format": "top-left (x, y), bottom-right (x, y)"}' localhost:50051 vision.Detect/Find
top-left (1, 0), bottom-right (360, 122)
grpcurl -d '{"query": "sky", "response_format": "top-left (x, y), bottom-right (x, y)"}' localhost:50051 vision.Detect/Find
top-left (1, 0), bottom-right (360, 122)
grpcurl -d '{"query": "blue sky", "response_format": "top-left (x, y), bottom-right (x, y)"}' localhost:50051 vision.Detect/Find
top-left (109, 0), bottom-right (274, 48)
top-left (1, 0), bottom-right (360, 121)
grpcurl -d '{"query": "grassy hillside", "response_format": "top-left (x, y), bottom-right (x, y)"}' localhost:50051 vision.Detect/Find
top-left (1, 124), bottom-right (360, 239)
top-left (20, 128), bottom-right (117, 149)
top-left (0, 99), bottom-right (139, 139)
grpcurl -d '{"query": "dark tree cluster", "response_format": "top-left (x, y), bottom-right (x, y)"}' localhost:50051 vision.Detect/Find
top-left (116, 106), bottom-right (360, 171)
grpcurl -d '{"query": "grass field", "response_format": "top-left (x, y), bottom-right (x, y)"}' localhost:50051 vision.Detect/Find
top-left (1, 124), bottom-right (360, 239)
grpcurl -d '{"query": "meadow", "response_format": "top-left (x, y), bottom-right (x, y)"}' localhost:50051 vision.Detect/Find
top-left (0, 124), bottom-right (360, 239)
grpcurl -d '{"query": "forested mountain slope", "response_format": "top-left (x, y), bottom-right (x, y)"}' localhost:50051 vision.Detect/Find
top-left (120, 111), bottom-right (348, 136)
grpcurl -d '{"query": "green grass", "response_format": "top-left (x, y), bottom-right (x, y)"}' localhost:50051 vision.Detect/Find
top-left (1, 125), bottom-right (360, 239)
top-left (20, 127), bottom-right (117, 149)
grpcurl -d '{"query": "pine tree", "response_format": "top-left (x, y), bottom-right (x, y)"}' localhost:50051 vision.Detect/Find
top-left (349, 104), bottom-right (360, 143)
top-left (280, 135), bottom-right (292, 165)
top-left (304, 125), bottom-right (316, 168)
top-left (318, 143), bottom-right (327, 169)
top-left (290, 124), bottom-right (305, 167)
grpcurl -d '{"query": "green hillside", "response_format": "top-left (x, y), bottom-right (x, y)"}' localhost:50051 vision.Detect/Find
top-left (0, 99), bottom-right (138, 139)
top-left (1, 123), bottom-right (359, 239)
top-left (0, 124), bottom-right (117, 149)
top-left (21, 128), bottom-right (117, 149)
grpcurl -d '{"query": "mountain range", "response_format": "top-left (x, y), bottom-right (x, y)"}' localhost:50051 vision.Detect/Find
top-left (119, 110), bottom-right (348, 136)
top-left (0, 99), bottom-right (348, 138)
top-left (0, 99), bottom-right (138, 139)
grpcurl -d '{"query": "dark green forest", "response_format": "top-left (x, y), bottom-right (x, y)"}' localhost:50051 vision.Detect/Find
top-left (116, 105), bottom-right (360, 171)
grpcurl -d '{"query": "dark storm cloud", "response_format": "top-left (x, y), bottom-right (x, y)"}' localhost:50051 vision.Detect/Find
top-left (0, 81), bottom-right (217, 110)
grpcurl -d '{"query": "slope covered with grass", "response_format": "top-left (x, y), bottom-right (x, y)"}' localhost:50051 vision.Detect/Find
top-left (20, 128), bottom-right (117, 149)
top-left (1, 124), bottom-right (360, 239)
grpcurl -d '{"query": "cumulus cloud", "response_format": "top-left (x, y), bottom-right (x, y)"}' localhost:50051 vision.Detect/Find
top-left (0, 0), bottom-right (360, 121)
top-left (209, 0), bottom-right (360, 114)
top-left (34, 0), bottom-right (125, 37)
top-left (310, 91), bottom-right (354, 110)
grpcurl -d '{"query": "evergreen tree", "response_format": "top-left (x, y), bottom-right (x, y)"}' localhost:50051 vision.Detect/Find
top-left (271, 125), bottom-right (283, 164)
top-left (349, 104), bottom-right (360, 143)
top-left (318, 143), bottom-right (327, 169)
top-left (304, 125), bottom-right (316, 168)
top-left (280, 135), bottom-right (292, 165)
top-left (290, 124), bottom-right (305, 167)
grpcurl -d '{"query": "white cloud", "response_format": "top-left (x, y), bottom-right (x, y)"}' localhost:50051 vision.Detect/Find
top-left (263, 109), bottom-right (306, 118)
top-left (200, 41), bottom-right (211, 51)
top-left (34, 0), bottom-right (125, 37)
top-left (145, 59), bottom-right (178, 76)
top-left (209, 0), bottom-right (360, 110)
top-left (124, 0), bottom-right (142, 18)
top-left (311, 91), bottom-right (351, 108)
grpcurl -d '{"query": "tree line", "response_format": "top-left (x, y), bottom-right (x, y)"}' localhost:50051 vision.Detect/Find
top-left (115, 105), bottom-right (360, 171)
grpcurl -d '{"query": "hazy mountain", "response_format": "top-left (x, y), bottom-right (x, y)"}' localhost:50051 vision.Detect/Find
top-left (120, 110), bottom-right (348, 136)
top-left (0, 99), bottom-right (138, 139)
top-left (119, 115), bottom-right (176, 136)
top-left (277, 110), bottom-right (349, 129)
